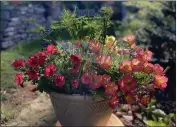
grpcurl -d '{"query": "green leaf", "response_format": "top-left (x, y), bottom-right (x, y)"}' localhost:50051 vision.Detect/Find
top-left (169, 113), bottom-right (175, 119)
top-left (145, 120), bottom-right (167, 126)
top-left (152, 109), bottom-right (166, 116)
top-left (37, 76), bottom-right (51, 93)
top-left (152, 115), bottom-right (157, 121)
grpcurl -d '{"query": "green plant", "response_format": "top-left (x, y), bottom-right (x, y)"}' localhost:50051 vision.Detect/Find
top-left (143, 99), bottom-right (175, 126)
top-left (11, 7), bottom-right (169, 110)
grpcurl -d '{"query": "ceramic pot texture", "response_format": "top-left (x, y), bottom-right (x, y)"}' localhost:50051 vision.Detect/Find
top-left (50, 92), bottom-right (112, 126)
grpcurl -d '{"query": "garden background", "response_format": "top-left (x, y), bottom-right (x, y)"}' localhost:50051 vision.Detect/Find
top-left (1, 1), bottom-right (176, 126)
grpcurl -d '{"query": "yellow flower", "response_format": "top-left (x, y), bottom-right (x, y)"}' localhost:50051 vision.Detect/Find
top-left (105, 35), bottom-right (116, 43)
top-left (105, 36), bottom-right (117, 51)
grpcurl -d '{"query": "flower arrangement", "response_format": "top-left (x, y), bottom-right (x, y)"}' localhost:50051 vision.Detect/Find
top-left (12, 7), bottom-right (168, 110)
top-left (12, 34), bottom-right (168, 109)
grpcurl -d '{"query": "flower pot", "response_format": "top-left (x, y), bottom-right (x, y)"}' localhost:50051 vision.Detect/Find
top-left (50, 92), bottom-right (112, 126)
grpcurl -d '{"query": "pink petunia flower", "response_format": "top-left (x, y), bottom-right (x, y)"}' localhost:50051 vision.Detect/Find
top-left (118, 76), bottom-right (137, 92)
top-left (153, 64), bottom-right (164, 75)
top-left (143, 62), bottom-right (154, 74)
top-left (95, 54), bottom-right (112, 70)
top-left (153, 75), bottom-right (168, 90)
top-left (119, 60), bottom-right (132, 74)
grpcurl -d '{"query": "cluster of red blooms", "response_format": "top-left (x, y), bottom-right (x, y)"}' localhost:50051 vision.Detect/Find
top-left (12, 34), bottom-right (168, 109)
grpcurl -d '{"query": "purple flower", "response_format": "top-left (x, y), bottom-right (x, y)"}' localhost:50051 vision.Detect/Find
top-left (41, 42), bottom-right (50, 47)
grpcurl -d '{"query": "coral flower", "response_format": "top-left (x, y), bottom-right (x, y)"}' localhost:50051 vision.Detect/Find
top-left (140, 95), bottom-right (151, 105)
top-left (44, 64), bottom-right (56, 77)
top-left (123, 34), bottom-right (135, 43)
top-left (143, 63), bottom-right (154, 74)
top-left (131, 58), bottom-right (143, 72)
top-left (26, 70), bottom-right (38, 80)
top-left (12, 59), bottom-right (25, 69)
top-left (89, 40), bottom-right (102, 54)
top-left (118, 76), bottom-right (137, 92)
top-left (14, 73), bottom-right (23, 86)
top-left (104, 82), bottom-right (118, 96)
top-left (125, 93), bottom-right (136, 104)
top-left (46, 44), bottom-right (57, 55)
top-left (142, 48), bottom-right (152, 61)
top-left (81, 73), bottom-right (92, 84)
top-left (109, 96), bottom-right (119, 109)
top-left (54, 75), bottom-right (65, 87)
top-left (96, 54), bottom-right (112, 70)
top-left (153, 64), bottom-right (164, 75)
top-left (71, 79), bottom-right (79, 88)
top-left (153, 75), bottom-right (168, 90)
top-left (119, 60), bottom-right (132, 74)
top-left (136, 47), bottom-right (144, 57)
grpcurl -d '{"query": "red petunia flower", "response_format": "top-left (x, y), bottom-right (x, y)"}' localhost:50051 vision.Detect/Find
top-left (89, 40), bottom-right (102, 54)
top-left (26, 56), bottom-right (39, 68)
top-left (101, 74), bottom-right (111, 87)
top-left (54, 75), bottom-right (65, 87)
top-left (104, 82), bottom-right (118, 96)
top-left (125, 93), bottom-right (136, 104)
top-left (38, 51), bottom-right (46, 65)
top-left (95, 54), bottom-right (112, 70)
top-left (26, 70), bottom-right (38, 80)
top-left (71, 79), bottom-right (79, 88)
top-left (140, 95), bottom-right (151, 105)
top-left (119, 60), bottom-right (132, 74)
top-left (153, 64), bottom-right (164, 75)
top-left (88, 74), bottom-right (102, 89)
top-left (118, 76), bottom-right (137, 92)
top-left (70, 54), bottom-right (82, 66)
top-left (46, 44), bottom-right (57, 55)
top-left (153, 75), bottom-right (168, 90)
top-left (14, 73), bottom-right (23, 86)
top-left (143, 62), bottom-right (154, 74)
top-left (81, 73), bottom-right (92, 84)
top-left (12, 59), bottom-right (25, 69)
top-left (109, 96), bottom-right (119, 109)
top-left (131, 58), bottom-right (143, 72)
top-left (44, 64), bottom-right (56, 77)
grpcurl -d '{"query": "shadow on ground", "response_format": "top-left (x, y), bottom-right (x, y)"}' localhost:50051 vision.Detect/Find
top-left (2, 93), bottom-right (57, 127)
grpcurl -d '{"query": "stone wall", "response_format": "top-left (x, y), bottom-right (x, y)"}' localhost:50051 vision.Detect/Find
top-left (0, 1), bottom-right (62, 49)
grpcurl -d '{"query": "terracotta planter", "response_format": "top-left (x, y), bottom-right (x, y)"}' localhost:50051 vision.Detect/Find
top-left (50, 92), bottom-right (112, 126)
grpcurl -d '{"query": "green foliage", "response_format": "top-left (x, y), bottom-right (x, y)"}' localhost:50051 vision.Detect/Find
top-left (145, 120), bottom-right (166, 126)
top-left (41, 7), bottom-right (113, 44)
top-left (133, 72), bottom-right (154, 85)
top-left (143, 99), bottom-right (175, 126)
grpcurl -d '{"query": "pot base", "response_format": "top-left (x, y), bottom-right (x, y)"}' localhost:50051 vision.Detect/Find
top-left (55, 114), bottom-right (124, 126)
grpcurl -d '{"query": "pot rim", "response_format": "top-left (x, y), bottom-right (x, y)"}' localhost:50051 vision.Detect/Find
top-left (50, 91), bottom-right (106, 102)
